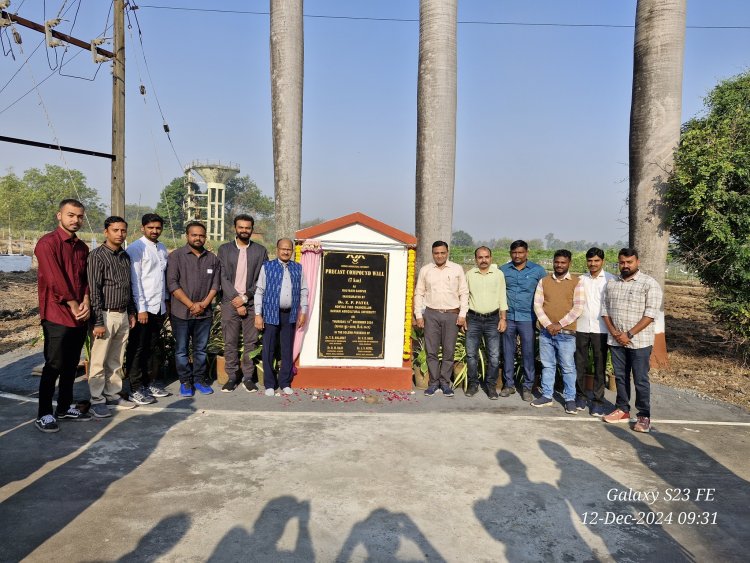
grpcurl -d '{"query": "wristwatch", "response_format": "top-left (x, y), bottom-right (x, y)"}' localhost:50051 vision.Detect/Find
top-left (626, 330), bottom-right (634, 339)
top-left (241, 294), bottom-right (248, 304)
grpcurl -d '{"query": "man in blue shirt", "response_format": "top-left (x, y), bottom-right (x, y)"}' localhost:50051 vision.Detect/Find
top-left (499, 240), bottom-right (547, 401)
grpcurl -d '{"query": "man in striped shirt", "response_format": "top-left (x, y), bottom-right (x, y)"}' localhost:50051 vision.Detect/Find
top-left (531, 249), bottom-right (585, 414)
top-left (87, 216), bottom-right (136, 418)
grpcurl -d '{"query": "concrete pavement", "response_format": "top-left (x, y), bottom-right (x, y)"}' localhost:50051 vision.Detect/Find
top-left (1, 347), bottom-right (748, 562)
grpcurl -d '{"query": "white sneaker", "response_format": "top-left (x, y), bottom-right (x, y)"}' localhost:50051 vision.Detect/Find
top-left (282, 387), bottom-right (293, 395)
top-left (264, 388), bottom-right (275, 397)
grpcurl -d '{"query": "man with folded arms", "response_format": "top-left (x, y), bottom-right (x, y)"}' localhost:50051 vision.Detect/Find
top-left (531, 249), bottom-right (585, 414)
top-left (465, 246), bottom-right (507, 399)
top-left (601, 248), bottom-right (663, 433)
top-left (87, 216), bottom-right (136, 418)
top-left (124, 213), bottom-right (170, 405)
top-left (34, 199), bottom-right (92, 432)
top-left (414, 241), bottom-right (469, 398)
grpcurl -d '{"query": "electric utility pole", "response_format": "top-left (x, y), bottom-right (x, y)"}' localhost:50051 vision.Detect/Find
top-left (111, 0), bottom-right (125, 217)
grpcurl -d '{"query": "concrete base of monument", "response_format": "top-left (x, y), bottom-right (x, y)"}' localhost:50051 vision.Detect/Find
top-left (293, 363), bottom-right (413, 390)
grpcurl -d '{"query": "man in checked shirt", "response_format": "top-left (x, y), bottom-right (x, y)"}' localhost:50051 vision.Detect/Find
top-left (602, 248), bottom-right (663, 433)
top-left (87, 216), bottom-right (136, 418)
top-left (531, 249), bottom-right (585, 414)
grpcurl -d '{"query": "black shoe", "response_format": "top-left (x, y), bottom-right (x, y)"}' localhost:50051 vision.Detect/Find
top-left (487, 388), bottom-right (499, 400)
top-left (465, 384), bottom-right (479, 397)
top-left (222, 380), bottom-right (238, 393)
top-left (35, 414), bottom-right (60, 433)
top-left (442, 385), bottom-right (455, 397)
top-left (499, 386), bottom-right (516, 398)
top-left (242, 380), bottom-right (258, 393)
top-left (55, 407), bottom-right (92, 421)
top-left (522, 388), bottom-right (534, 402)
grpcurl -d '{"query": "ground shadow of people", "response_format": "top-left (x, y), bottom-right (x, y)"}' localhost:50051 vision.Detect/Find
top-left (603, 425), bottom-right (750, 558)
top-left (207, 495), bottom-right (314, 562)
top-left (0, 398), bottom-right (196, 562)
top-left (474, 450), bottom-right (592, 561)
top-left (538, 439), bottom-right (694, 562)
top-left (116, 512), bottom-right (192, 563)
top-left (335, 507), bottom-right (445, 563)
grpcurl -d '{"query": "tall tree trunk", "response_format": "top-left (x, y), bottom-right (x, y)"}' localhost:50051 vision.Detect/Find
top-left (415, 0), bottom-right (458, 269)
top-left (270, 0), bottom-right (304, 240)
top-left (629, 0), bottom-right (686, 367)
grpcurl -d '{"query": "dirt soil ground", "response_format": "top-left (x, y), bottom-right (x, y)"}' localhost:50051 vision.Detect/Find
top-left (1, 270), bottom-right (748, 410)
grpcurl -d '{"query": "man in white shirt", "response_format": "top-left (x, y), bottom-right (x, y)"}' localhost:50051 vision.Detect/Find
top-left (414, 241), bottom-right (469, 398)
top-left (124, 213), bottom-right (170, 404)
top-left (574, 247), bottom-right (617, 417)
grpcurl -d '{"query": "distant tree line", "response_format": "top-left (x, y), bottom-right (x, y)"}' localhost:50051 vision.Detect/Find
top-left (451, 230), bottom-right (626, 252)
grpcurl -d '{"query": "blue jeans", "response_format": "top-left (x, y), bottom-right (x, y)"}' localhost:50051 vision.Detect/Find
top-left (171, 316), bottom-right (211, 385)
top-left (503, 320), bottom-right (536, 390)
top-left (539, 329), bottom-right (576, 401)
top-left (466, 312), bottom-right (501, 388)
top-left (610, 345), bottom-right (652, 417)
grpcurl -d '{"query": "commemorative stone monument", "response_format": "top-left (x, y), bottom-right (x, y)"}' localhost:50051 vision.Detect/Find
top-left (293, 213), bottom-right (416, 389)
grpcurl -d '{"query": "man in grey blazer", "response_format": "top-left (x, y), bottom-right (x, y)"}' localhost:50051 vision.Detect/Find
top-left (217, 214), bottom-right (268, 392)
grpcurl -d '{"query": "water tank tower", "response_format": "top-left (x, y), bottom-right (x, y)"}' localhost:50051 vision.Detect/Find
top-left (184, 161), bottom-right (240, 241)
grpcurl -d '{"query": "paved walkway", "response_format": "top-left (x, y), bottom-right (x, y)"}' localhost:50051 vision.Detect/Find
top-left (1, 347), bottom-right (748, 562)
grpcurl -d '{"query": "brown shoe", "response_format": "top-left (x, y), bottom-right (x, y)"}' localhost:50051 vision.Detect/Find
top-left (603, 408), bottom-right (631, 424)
top-left (633, 416), bottom-right (651, 433)
top-left (500, 386), bottom-right (516, 398)
top-left (521, 388), bottom-right (534, 402)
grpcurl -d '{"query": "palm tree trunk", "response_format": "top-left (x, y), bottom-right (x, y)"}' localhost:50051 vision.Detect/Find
top-left (270, 0), bottom-right (304, 240)
top-left (415, 0), bottom-right (458, 269)
top-left (629, 0), bottom-right (686, 367)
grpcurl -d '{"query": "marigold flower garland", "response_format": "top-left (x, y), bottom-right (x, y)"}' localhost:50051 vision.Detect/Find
top-left (403, 247), bottom-right (416, 360)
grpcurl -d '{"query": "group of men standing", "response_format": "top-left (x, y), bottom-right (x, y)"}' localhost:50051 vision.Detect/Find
top-left (414, 239), bottom-right (663, 433)
top-left (34, 199), bottom-right (307, 433)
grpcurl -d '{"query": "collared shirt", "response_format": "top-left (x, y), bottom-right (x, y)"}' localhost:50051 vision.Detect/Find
top-left (577, 270), bottom-right (618, 333)
top-left (126, 236), bottom-right (168, 315)
top-left (499, 260), bottom-right (547, 322)
top-left (601, 270), bottom-right (663, 349)
top-left (88, 243), bottom-right (135, 327)
top-left (414, 260), bottom-right (469, 319)
top-left (166, 245), bottom-right (221, 320)
top-left (533, 272), bottom-right (585, 329)
top-left (254, 259), bottom-right (309, 315)
top-left (466, 264), bottom-right (508, 314)
top-left (35, 227), bottom-right (89, 327)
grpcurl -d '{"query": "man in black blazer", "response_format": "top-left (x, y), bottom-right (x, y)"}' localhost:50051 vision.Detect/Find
top-left (217, 214), bottom-right (268, 392)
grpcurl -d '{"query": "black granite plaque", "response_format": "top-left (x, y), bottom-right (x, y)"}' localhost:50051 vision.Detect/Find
top-left (318, 251), bottom-right (389, 359)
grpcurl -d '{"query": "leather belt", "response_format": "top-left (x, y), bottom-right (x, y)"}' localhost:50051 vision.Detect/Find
top-left (468, 309), bottom-right (499, 318)
top-left (559, 329), bottom-right (576, 336)
top-left (427, 307), bottom-right (460, 314)
top-left (104, 307), bottom-right (127, 313)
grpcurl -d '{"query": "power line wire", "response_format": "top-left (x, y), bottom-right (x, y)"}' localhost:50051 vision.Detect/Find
top-left (135, 4), bottom-right (750, 30)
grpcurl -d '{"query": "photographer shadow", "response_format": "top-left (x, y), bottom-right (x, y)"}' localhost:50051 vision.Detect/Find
top-left (207, 495), bottom-right (314, 562)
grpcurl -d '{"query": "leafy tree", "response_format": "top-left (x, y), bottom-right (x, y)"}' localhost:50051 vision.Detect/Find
top-left (225, 175), bottom-right (274, 228)
top-left (451, 230), bottom-right (473, 247)
top-left (667, 70), bottom-right (750, 351)
top-left (155, 177), bottom-right (187, 238)
top-left (124, 203), bottom-right (155, 231)
top-left (0, 165), bottom-right (104, 233)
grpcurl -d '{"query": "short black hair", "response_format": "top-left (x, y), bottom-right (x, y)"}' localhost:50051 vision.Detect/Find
top-left (59, 198), bottom-right (84, 210)
top-left (234, 214), bottom-right (255, 227)
top-left (586, 247), bottom-right (605, 260)
top-left (474, 246), bottom-right (492, 257)
top-left (104, 216), bottom-right (127, 230)
top-left (185, 221), bottom-right (206, 234)
top-left (618, 247), bottom-right (639, 259)
top-left (510, 240), bottom-right (528, 251)
top-left (141, 213), bottom-right (163, 226)
top-left (553, 249), bottom-right (572, 261)
top-left (432, 240), bottom-right (448, 250)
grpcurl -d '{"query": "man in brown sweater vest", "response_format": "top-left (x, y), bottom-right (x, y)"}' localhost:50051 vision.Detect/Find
top-left (530, 250), bottom-right (585, 414)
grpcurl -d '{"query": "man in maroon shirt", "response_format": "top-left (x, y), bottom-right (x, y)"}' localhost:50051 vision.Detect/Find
top-left (34, 199), bottom-right (93, 432)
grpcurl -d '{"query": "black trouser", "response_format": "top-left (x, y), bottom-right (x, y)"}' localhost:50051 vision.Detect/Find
top-left (423, 308), bottom-right (460, 388)
top-left (574, 332), bottom-right (608, 404)
top-left (39, 320), bottom-right (87, 418)
top-left (222, 304), bottom-right (258, 383)
top-left (262, 310), bottom-right (296, 390)
top-left (125, 312), bottom-right (164, 391)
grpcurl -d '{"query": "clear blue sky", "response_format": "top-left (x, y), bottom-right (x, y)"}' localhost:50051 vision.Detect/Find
top-left (1, 1), bottom-right (749, 243)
